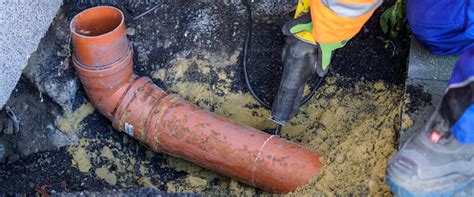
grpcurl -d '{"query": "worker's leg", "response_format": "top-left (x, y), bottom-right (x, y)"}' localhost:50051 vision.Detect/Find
top-left (310, 0), bottom-right (383, 43)
top-left (407, 0), bottom-right (474, 55)
top-left (387, 48), bottom-right (474, 196)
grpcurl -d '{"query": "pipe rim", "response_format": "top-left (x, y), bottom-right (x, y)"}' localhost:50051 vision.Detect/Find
top-left (72, 44), bottom-right (133, 72)
top-left (70, 6), bottom-right (125, 39)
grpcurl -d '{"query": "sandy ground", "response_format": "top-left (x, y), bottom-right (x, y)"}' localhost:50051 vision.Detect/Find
top-left (58, 39), bottom-right (403, 195)
top-left (143, 52), bottom-right (402, 195)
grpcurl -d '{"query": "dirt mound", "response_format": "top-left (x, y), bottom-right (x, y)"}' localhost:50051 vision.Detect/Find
top-left (292, 79), bottom-right (401, 196)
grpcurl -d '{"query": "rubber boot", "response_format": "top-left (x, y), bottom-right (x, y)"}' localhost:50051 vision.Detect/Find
top-left (270, 36), bottom-right (320, 125)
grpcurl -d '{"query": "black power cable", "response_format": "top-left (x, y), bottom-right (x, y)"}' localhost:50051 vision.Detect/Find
top-left (242, 0), bottom-right (272, 109)
top-left (241, 0), bottom-right (327, 112)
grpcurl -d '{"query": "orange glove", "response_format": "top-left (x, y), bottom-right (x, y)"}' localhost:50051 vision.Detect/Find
top-left (310, 0), bottom-right (382, 43)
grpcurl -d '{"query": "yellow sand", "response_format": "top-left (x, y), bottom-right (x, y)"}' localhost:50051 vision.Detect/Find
top-left (56, 103), bottom-right (94, 132)
top-left (95, 166), bottom-right (117, 185)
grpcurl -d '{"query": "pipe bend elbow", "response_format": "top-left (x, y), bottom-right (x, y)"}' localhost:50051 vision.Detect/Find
top-left (71, 6), bottom-right (134, 119)
top-left (72, 46), bottom-right (135, 119)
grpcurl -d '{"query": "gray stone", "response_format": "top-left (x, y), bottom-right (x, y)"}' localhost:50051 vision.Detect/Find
top-left (23, 9), bottom-right (80, 113)
top-left (400, 37), bottom-right (458, 143)
top-left (400, 37), bottom-right (457, 144)
top-left (6, 77), bottom-right (65, 157)
top-left (407, 39), bottom-right (457, 81)
top-left (0, 0), bottom-right (63, 109)
top-left (49, 126), bottom-right (79, 148)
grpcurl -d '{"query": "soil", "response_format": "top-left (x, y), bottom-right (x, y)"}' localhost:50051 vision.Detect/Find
top-left (405, 84), bottom-right (433, 112)
top-left (0, 0), bottom-right (408, 195)
top-left (291, 78), bottom-right (402, 196)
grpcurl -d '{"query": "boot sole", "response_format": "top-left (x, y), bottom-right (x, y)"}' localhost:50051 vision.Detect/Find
top-left (387, 176), bottom-right (473, 197)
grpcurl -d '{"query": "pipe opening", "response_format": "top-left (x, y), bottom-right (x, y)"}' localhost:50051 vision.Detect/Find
top-left (71, 6), bottom-right (123, 37)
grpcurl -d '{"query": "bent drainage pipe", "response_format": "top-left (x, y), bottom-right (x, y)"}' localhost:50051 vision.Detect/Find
top-left (70, 6), bottom-right (323, 193)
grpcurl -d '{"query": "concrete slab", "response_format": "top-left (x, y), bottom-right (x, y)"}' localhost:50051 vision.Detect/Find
top-left (0, 0), bottom-right (63, 109)
top-left (407, 39), bottom-right (457, 81)
top-left (400, 37), bottom-right (456, 144)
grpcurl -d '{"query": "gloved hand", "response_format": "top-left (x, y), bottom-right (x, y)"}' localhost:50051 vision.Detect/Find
top-left (270, 13), bottom-right (347, 125)
top-left (281, 13), bottom-right (348, 76)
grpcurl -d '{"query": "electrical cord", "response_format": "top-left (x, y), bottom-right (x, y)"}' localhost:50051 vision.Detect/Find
top-left (241, 0), bottom-right (327, 112)
top-left (242, 0), bottom-right (272, 110)
top-left (133, 2), bottom-right (163, 20)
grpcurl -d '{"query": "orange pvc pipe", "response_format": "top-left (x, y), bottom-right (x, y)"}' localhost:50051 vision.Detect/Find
top-left (72, 45), bottom-right (135, 119)
top-left (70, 6), bottom-right (128, 67)
top-left (71, 6), bottom-right (323, 193)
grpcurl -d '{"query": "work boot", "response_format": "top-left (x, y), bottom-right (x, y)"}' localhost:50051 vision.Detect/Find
top-left (387, 111), bottom-right (474, 196)
top-left (387, 48), bottom-right (474, 196)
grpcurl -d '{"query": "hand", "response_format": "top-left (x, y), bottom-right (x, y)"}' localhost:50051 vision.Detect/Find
top-left (282, 13), bottom-right (349, 77)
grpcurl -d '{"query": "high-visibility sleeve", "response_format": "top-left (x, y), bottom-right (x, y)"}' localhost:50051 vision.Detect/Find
top-left (310, 0), bottom-right (382, 43)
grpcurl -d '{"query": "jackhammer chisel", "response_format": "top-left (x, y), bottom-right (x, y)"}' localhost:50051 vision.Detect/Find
top-left (270, 36), bottom-right (322, 125)
top-left (242, 0), bottom-right (329, 134)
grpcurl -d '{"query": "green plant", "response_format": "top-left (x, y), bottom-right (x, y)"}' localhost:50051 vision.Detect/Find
top-left (380, 0), bottom-right (406, 38)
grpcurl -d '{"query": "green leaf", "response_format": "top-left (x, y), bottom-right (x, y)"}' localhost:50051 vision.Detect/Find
top-left (380, 7), bottom-right (392, 33)
top-left (379, 0), bottom-right (406, 38)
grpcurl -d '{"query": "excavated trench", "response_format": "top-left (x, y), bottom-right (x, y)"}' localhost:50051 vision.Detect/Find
top-left (0, 0), bottom-right (408, 195)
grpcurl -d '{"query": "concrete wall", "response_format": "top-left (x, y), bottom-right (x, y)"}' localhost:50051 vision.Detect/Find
top-left (0, 0), bottom-right (62, 109)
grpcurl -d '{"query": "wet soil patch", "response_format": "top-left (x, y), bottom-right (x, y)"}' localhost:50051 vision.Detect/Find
top-left (405, 84), bottom-right (433, 112)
